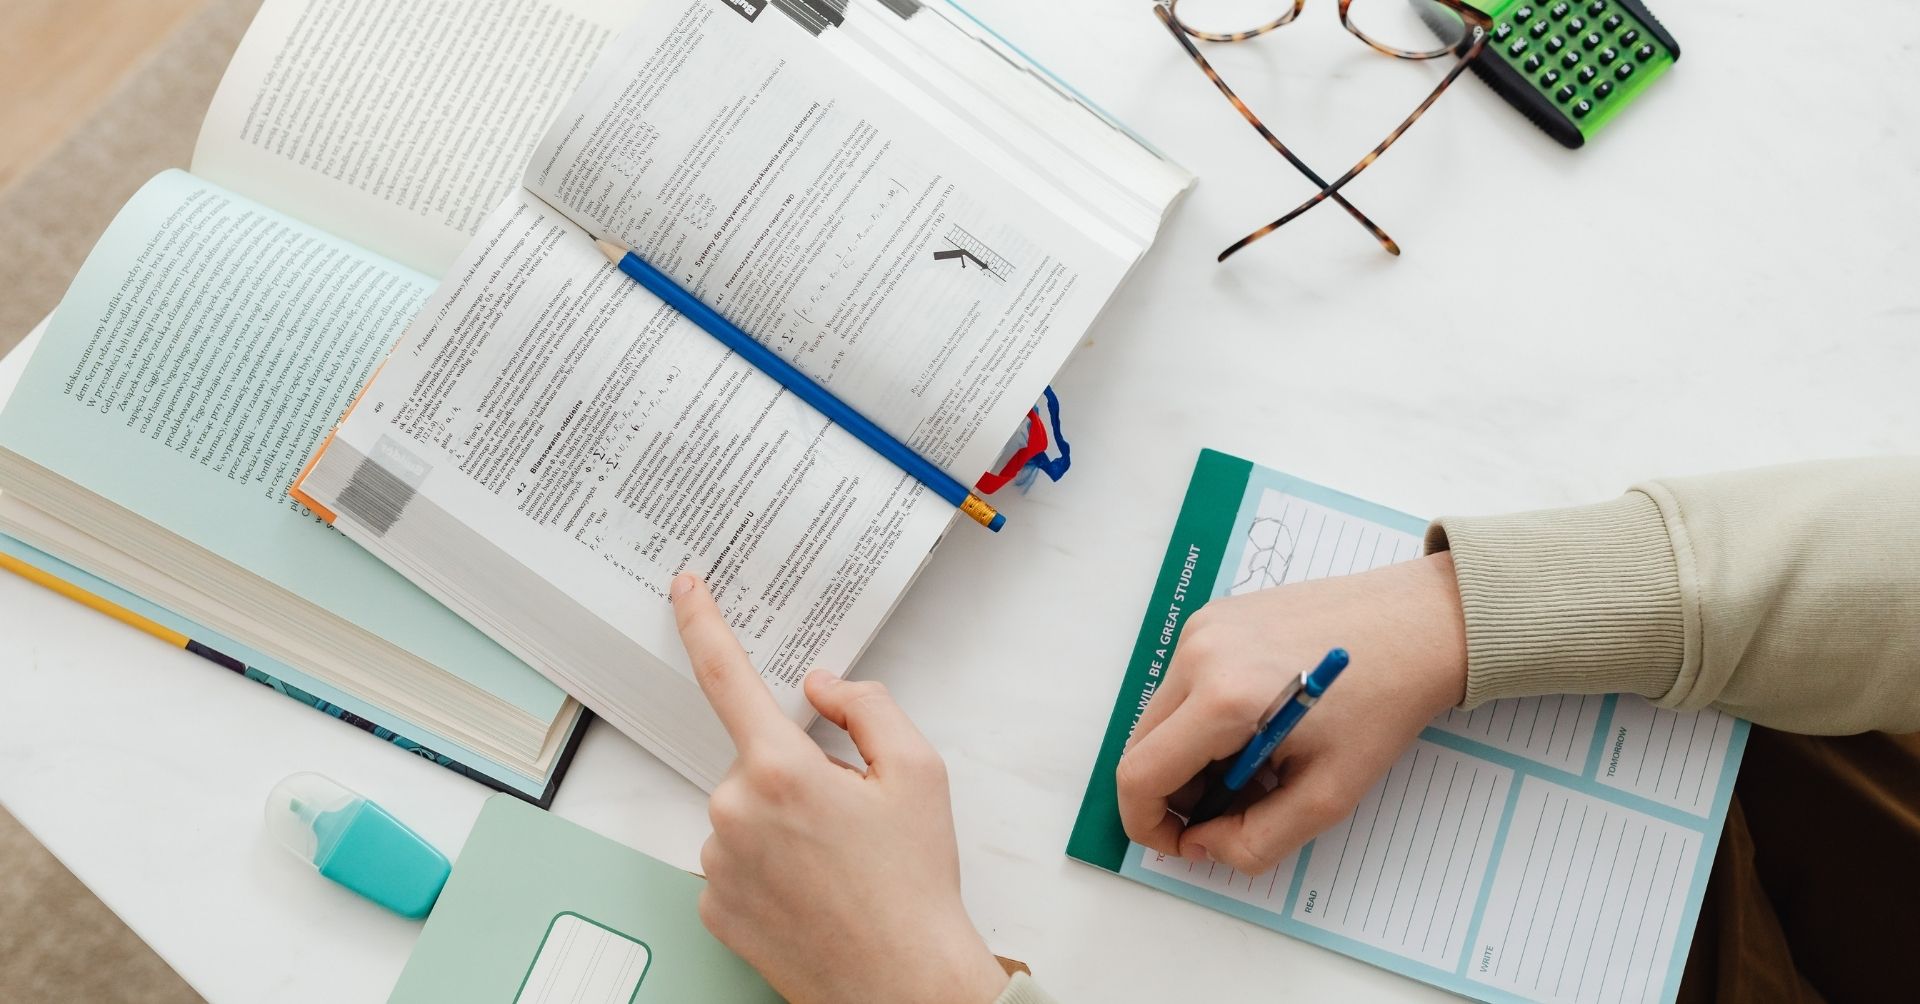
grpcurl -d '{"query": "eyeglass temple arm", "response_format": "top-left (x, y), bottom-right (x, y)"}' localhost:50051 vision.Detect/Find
top-left (1219, 26), bottom-right (1490, 262)
top-left (1155, 6), bottom-right (1401, 257)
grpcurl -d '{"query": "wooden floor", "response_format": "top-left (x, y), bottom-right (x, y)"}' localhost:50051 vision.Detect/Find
top-left (0, 0), bottom-right (209, 191)
top-left (0, 8), bottom-right (213, 1000)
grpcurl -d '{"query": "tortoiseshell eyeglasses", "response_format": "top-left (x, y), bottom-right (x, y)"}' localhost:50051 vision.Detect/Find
top-left (1155, 0), bottom-right (1492, 260)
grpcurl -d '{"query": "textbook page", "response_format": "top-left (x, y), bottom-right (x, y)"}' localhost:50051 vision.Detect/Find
top-left (1070, 451), bottom-right (1747, 1004)
top-left (299, 188), bottom-right (956, 787)
top-left (520, 0), bottom-right (1132, 486)
top-left (0, 171), bottom-right (570, 741)
top-left (193, 0), bottom-right (640, 277)
top-left (297, 0), bottom-right (1135, 786)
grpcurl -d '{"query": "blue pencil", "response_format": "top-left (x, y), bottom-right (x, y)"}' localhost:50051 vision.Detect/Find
top-left (595, 238), bottom-right (1004, 532)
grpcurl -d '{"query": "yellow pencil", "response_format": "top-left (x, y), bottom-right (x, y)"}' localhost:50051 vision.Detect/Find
top-left (0, 550), bottom-right (193, 648)
top-left (0, 548), bottom-right (255, 675)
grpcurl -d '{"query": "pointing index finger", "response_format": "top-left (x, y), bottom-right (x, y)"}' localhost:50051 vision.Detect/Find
top-left (671, 574), bottom-right (802, 757)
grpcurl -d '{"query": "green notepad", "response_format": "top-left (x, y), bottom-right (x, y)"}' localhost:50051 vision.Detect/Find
top-left (393, 796), bottom-right (779, 1004)
top-left (1069, 450), bottom-right (1747, 1004)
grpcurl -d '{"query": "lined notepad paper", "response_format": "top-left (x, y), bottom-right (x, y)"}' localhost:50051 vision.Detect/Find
top-left (1102, 459), bottom-right (1746, 1004)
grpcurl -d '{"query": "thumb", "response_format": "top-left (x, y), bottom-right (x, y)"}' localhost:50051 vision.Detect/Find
top-left (1179, 776), bottom-right (1348, 875)
top-left (804, 671), bottom-right (940, 779)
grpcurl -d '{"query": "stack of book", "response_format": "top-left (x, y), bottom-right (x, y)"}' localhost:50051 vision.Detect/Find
top-left (0, 0), bottom-right (1189, 797)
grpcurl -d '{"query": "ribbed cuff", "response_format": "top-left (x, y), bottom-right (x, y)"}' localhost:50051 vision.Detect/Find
top-left (995, 973), bottom-right (1058, 1004)
top-left (1425, 491), bottom-right (1686, 707)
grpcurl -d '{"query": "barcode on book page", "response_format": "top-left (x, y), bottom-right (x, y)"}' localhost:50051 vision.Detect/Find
top-left (330, 436), bottom-right (431, 537)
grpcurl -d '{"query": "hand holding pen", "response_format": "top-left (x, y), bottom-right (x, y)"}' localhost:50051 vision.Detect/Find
top-left (1185, 648), bottom-right (1349, 826)
top-left (1113, 555), bottom-right (1470, 874)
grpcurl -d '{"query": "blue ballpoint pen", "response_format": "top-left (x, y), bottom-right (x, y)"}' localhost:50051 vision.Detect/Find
top-left (1186, 648), bottom-right (1350, 826)
top-left (595, 237), bottom-right (1005, 533)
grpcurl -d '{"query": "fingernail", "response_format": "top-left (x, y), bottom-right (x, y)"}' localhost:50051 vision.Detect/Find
top-left (1184, 843), bottom-right (1210, 863)
top-left (671, 573), bottom-right (696, 598)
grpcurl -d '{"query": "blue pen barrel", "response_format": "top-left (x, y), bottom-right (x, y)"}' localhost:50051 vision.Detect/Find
top-left (1224, 699), bottom-right (1312, 790)
top-left (1186, 649), bottom-right (1349, 826)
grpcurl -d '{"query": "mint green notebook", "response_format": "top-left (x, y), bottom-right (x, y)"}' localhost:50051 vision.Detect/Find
top-left (393, 797), bottom-right (779, 1003)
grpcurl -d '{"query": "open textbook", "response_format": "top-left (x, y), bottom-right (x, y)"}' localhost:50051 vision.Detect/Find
top-left (288, 0), bottom-right (1189, 789)
top-left (0, 0), bottom-right (693, 799)
top-left (1071, 452), bottom-right (1747, 1004)
top-left (0, 0), bottom-right (1185, 794)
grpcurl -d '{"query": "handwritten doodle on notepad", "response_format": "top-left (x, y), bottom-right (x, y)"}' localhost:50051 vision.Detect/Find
top-left (1227, 491), bottom-right (1422, 595)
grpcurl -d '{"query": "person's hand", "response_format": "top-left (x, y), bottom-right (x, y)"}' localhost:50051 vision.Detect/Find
top-left (670, 573), bottom-right (1009, 1004)
top-left (1116, 552), bottom-right (1468, 874)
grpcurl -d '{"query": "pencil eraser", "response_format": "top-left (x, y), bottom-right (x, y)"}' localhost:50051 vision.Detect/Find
top-left (988, 513), bottom-right (1006, 532)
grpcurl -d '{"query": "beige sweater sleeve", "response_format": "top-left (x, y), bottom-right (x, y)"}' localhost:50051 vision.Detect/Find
top-left (1425, 458), bottom-right (1920, 734)
top-left (994, 973), bottom-right (1057, 1004)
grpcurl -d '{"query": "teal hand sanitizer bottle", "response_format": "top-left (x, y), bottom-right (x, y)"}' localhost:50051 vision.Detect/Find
top-left (264, 773), bottom-right (450, 919)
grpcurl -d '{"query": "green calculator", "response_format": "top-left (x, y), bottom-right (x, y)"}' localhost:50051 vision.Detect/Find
top-left (1466, 0), bottom-right (1679, 147)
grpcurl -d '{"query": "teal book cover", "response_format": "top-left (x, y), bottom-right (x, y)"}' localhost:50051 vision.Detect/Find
top-left (0, 530), bottom-right (583, 805)
top-left (392, 797), bottom-right (779, 1004)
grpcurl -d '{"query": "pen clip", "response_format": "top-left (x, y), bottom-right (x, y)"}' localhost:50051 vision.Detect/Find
top-left (1257, 673), bottom-right (1309, 725)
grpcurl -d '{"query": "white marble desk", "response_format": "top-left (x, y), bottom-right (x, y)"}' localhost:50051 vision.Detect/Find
top-left (3, 0), bottom-right (1916, 1000)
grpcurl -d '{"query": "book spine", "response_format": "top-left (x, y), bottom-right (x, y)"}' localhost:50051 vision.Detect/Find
top-left (0, 537), bottom-right (564, 805)
top-left (226, 658), bottom-right (519, 797)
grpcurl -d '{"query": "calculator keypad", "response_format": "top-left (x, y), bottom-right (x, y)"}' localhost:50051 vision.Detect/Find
top-left (1485, 0), bottom-right (1672, 127)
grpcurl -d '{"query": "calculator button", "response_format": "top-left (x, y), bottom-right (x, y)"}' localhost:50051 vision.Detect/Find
top-left (1550, 2), bottom-right (1571, 19)
top-left (1603, 13), bottom-right (1624, 31)
top-left (1577, 65), bottom-right (1598, 83)
top-left (1567, 16), bottom-right (1585, 32)
top-left (1599, 46), bottom-right (1618, 64)
top-left (1514, 5), bottom-right (1535, 18)
top-left (1541, 69), bottom-right (1561, 87)
top-left (1562, 50), bottom-right (1581, 67)
top-left (1620, 29), bottom-right (1640, 46)
top-left (1531, 19), bottom-right (1550, 36)
top-left (1508, 37), bottom-right (1529, 56)
top-left (1636, 43), bottom-right (1657, 60)
top-left (1573, 98), bottom-right (1594, 118)
top-left (1587, 0), bottom-right (1607, 13)
top-left (1584, 31), bottom-right (1603, 49)
top-left (1556, 84), bottom-right (1577, 103)
top-left (1547, 35), bottom-right (1566, 51)
top-left (1494, 22), bottom-right (1513, 40)
top-left (1594, 80), bottom-right (1615, 99)
top-left (1524, 53), bottom-right (1545, 71)
top-left (1615, 61), bottom-right (1635, 80)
